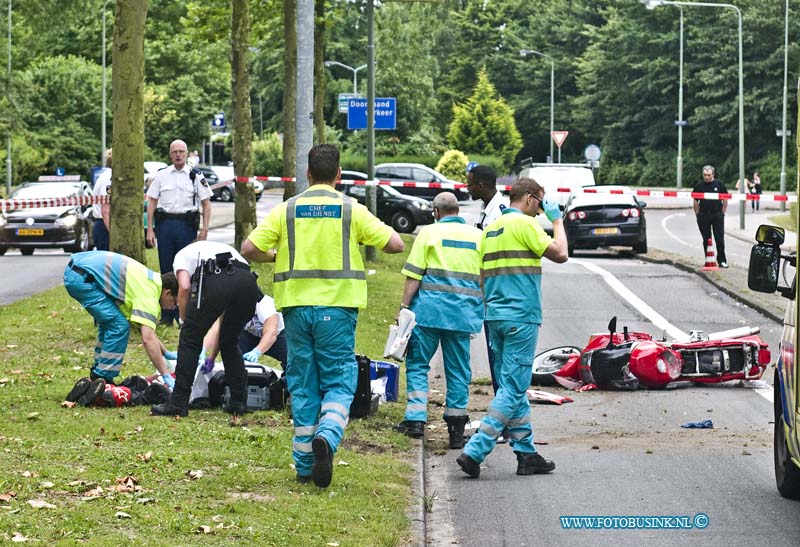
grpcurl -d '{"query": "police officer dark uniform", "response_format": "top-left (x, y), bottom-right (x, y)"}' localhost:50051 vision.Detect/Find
top-left (151, 241), bottom-right (262, 418)
top-left (242, 144), bottom-right (405, 488)
top-left (145, 139), bottom-right (212, 275)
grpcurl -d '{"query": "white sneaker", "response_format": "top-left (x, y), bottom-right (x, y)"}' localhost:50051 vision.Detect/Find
top-left (719, 262), bottom-right (729, 268)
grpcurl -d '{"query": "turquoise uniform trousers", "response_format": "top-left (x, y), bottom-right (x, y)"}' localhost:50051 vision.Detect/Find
top-left (283, 306), bottom-right (358, 477)
top-left (64, 267), bottom-right (129, 380)
top-left (404, 326), bottom-right (471, 422)
top-left (463, 321), bottom-right (538, 463)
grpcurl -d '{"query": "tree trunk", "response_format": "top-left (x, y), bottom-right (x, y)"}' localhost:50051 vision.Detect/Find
top-left (110, 0), bottom-right (147, 263)
top-left (231, 0), bottom-right (255, 251)
top-left (313, 0), bottom-right (326, 144)
top-left (282, 0), bottom-right (297, 200)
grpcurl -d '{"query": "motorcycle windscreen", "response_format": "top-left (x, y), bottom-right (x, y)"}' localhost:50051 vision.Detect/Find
top-left (579, 344), bottom-right (639, 390)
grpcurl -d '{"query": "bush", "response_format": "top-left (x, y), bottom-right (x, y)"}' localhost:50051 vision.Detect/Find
top-left (751, 151), bottom-right (791, 192)
top-left (597, 158), bottom-right (642, 186)
top-left (436, 150), bottom-right (469, 183)
top-left (339, 154), bottom-right (442, 175)
top-left (252, 133), bottom-right (283, 182)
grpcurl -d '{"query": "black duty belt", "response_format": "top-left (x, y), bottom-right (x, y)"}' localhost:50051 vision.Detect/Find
top-left (156, 210), bottom-right (198, 221)
top-left (67, 261), bottom-right (94, 282)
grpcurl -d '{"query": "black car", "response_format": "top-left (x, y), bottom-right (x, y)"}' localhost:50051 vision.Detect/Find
top-left (337, 170), bottom-right (434, 233)
top-left (373, 163), bottom-right (470, 201)
top-left (0, 180), bottom-right (94, 256)
top-left (563, 186), bottom-right (647, 256)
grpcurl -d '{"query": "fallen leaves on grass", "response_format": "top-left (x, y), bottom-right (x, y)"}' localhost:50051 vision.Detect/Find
top-left (111, 476), bottom-right (140, 493)
top-left (40, 482), bottom-right (54, 489)
top-left (137, 451), bottom-right (153, 462)
top-left (83, 486), bottom-right (104, 499)
top-left (0, 491), bottom-right (17, 502)
top-left (27, 499), bottom-right (56, 509)
top-left (26, 412), bottom-right (40, 420)
top-left (115, 511), bottom-right (131, 519)
top-left (60, 401), bottom-right (77, 408)
top-left (0, 378), bottom-right (9, 385)
top-left (186, 470), bottom-right (204, 480)
top-left (20, 471), bottom-right (38, 479)
top-left (11, 532), bottom-right (28, 543)
top-left (197, 525), bottom-right (214, 535)
top-left (10, 370), bottom-right (22, 375)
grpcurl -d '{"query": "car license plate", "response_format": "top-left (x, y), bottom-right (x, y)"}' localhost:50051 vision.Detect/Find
top-left (593, 227), bottom-right (620, 235)
top-left (16, 228), bottom-right (44, 236)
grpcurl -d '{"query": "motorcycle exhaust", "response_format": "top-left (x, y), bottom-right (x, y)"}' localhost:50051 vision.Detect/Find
top-left (706, 326), bottom-right (760, 341)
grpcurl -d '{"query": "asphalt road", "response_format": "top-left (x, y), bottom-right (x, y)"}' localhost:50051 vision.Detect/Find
top-left (425, 256), bottom-right (797, 547)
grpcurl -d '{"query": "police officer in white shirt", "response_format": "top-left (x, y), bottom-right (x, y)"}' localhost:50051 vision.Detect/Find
top-left (92, 149), bottom-right (113, 251)
top-left (467, 164), bottom-right (508, 230)
top-left (146, 140), bottom-right (212, 323)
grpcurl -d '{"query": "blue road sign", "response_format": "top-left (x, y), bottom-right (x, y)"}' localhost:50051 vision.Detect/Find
top-left (347, 98), bottom-right (396, 130)
top-left (55, 167), bottom-right (65, 176)
top-left (212, 113), bottom-right (226, 128)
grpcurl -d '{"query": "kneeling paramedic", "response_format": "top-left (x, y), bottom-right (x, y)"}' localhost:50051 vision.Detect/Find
top-left (151, 241), bottom-right (262, 417)
top-left (242, 144), bottom-right (404, 488)
top-left (394, 192), bottom-right (483, 449)
top-left (63, 251), bottom-right (178, 387)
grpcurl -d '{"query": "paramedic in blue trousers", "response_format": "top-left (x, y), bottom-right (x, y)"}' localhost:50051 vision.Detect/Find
top-left (393, 191), bottom-right (483, 449)
top-left (466, 164), bottom-right (510, 441)
top-left (63, 251), bottom-right (178, 402)
top-left (145, 139), bottom-right (212, 324)
top-left (457, 177), bottom-right (568, 479)
top-left (242, 144), bottom-right (404, 488)
top-left (151, 241), bottom-right (262, 417)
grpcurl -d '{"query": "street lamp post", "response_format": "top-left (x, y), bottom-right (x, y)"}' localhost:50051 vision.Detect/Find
top-left (644, 0), bottom-right (746, 230)
top-left (6, 0), bottom-right (11, 196)
top-left (101, 0), bottom-right (113, 168)
top-left (520, 49), bottom-right (555, 163)
top-left (780, 0), bottom-right (789, 212)
top-left (324, 60), bottom-right (367, 96)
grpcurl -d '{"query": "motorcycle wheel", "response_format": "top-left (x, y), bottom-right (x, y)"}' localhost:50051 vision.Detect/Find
top-left (774, 368), bottom-right (800, 499)
top-left (531, 346), bottom-right (581, 387)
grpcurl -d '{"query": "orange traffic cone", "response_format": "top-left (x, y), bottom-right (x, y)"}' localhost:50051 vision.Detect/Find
top-left (701, 238), bottom-right (719, 271)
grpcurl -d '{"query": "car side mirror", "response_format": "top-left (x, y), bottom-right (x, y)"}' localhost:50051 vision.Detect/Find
top-left (754, 224), bottom-right (784, 246)
top-left (748, 244), bottom-right (780, 294)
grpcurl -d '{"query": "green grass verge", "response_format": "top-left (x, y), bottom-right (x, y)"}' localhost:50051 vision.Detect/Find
top-left (0, 238), bottom-right (416, 546)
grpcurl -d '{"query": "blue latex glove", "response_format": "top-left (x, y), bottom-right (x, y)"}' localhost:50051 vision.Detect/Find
top-left (542, 198), bottom-right (562, 222)
top-left (243, 348), bottom-right (262, 362)
top-left (199, 357), bottom-right (215, 374)
top-left (163, 350), bottom-right (178, 361)
top-left (161, 374), bottom-right (175, 390)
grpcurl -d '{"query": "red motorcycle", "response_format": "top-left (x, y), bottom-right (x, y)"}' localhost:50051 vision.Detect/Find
top-left (532, 316), bottom-right (771, 390)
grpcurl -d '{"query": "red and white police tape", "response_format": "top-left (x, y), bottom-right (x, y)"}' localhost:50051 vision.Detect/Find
top-left (2, 179), bottom-right (796, 211)
top-left (234, 175), bottom-right (799, 203)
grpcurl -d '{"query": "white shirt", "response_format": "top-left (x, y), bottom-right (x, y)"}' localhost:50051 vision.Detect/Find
top-left (172, 241), bottom-right (248, 276)
top-left (92, 168), bottom-right (112, 219)
top-left (478, 191), bottom-right (509, 230)
top-left (146, 164), bottom-right (211, 213)
top-left (243, 295), bottom-right (285, 338)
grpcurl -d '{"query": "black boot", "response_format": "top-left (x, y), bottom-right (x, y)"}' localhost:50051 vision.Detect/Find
top-left (515, 451), bottom-right (556, 475)
top-left (151, 390), bottom-right (189, 417)
top-left (444, 415), bottom-right (469, 449)
top-left (456, 452), bottom-right (480, 478)
top-left (393, 420), bottom-right (425, 438)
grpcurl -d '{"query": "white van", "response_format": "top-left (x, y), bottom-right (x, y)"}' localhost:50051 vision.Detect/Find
top-left (518, 163), bottom-right (596, 232)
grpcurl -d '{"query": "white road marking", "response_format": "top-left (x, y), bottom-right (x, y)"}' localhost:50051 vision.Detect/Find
top-left (572, 258), bottom-right (773, 403)
top-left (662, 213), bottom-right (695, 248)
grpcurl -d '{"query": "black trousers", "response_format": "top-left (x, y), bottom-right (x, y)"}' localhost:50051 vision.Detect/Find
top-left (696, 212), bottom-right (727, 264)
top-left (170, 267), bottom-right (261, 408)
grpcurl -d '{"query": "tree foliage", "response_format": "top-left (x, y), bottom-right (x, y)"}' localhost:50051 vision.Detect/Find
top-left (447, 68), bottom-right (522, 168)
